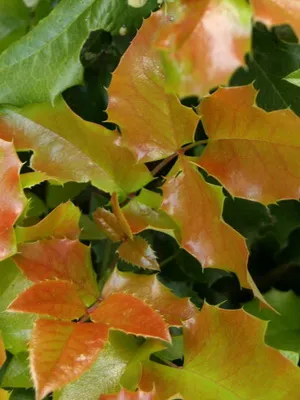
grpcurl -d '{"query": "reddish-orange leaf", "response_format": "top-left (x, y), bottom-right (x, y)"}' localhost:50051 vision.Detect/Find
top-left (199, 85), bottom-right (300, 204)
top-left (0, 139), bottom-right (26, 261)
top-left (102, 269), bottom-right (195, 327)
top-left (0, 333), bottom-right (6, 367)
top-left (107, 11), bottom-right (198, 163)
top-left (162, 157), bottom-right (249, 288)
top-left (156, 0), bottom-right (251, 97)
top-left (93, 207), bottom-right (124, 242)
top-left (0, 98), bottom-right (151, 194)
top-left (251, 0), bottom-right (300, 37)
top-left (30, 319), bottom-right (109, 400)
top-left (90, 292), bottom-right (171, 342)
top-left (13, 238), bottom-right (99, 305)
top-left (100, 388), bottom-right (155, 400)
top-left (118, 237), bottom-right (160, 271)
top-left (8, 280), bottom-right (86, 320)
top-left (111, 193), bottom-right (133, 240)
top-left (141, 304), bottom-right (300, 399)
top-left (16, 201), bottom-right (80, 243)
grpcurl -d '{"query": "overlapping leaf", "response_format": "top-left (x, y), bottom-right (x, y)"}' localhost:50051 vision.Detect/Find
top-left (103, 269), bottom-right (195, 326)
top-left (0, 139), bottom-right (26, 261)
top-left (251, 0), bottom-right (300, 37)
top-left (155, 0), bottom-right (252, 97)
top-left (30, 319), bottom-right (109, 400)
top-left (0, 332), bottom-right (5, 367)
top-left (0, 98), bottom-right (151, 194)
top-left (100, 388), bottom-right (155, 400)
top-left (141, 304), bottom-right (300, 399)
top-left (107, 11), bottom-right (198, 163)
top-left (198, 84), bottom-right (300, 204)
top-left (118, 237), bottom-right (160, 271)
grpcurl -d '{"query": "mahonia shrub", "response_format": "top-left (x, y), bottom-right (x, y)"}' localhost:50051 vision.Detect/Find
top-left (1, 0), bottom-right (300, 399)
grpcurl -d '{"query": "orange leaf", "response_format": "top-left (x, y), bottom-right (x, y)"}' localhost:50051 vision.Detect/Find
top-left (111, 193), bottom-right (133, 240)
top-left (107, 11), bottom-right (198, 163)
top-left (141, 304), bottom-right (300, 399)
top-left (16, 201), bottom-right (81, 243)
top-left (94, 207), bottom-right (124, 242)
top-left (0, 98), bottom-right (151, 194)
top-left (90, 292), bottom-right (171, 342)
top-left (0, 139), bottom-right (26, 261)
top-left (13, 238), bottom-right (99, 305)
top-left (162, 157), bottom-right (249, 288)
top-left (118, 237), bottom-right (160, 271)
top-left (156, 0), bottom-right (251, 97)
top-left (251, 0), bottom-right (300, 38)
top-left (0, 333), bottom-right (6, 367)
top-left (0, 389), bottom-right (9, 400)
top-left (198, 85), bottom-right (300, 204)
top-left (30, 319), bottom-right (109, 400)
top-left (100, 388), bottom-right (155, 400)
top-left (102, 269), bottom-right (195, 327)
top-left (8, 280), bottom-right (86, 320)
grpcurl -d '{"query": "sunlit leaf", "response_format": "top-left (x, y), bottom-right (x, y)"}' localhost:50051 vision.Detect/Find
top-left (15, 201), bottom-right (81, 243)
top-left (251, 0), bottom-right (300, 37)
top-left (162, 157), bottom-right (249, 288)
top-left (0, 139), bottom-right (26, 261)
top-left (0, 389), bottom-right (10, 400)
top-left (141, 304), bottom-right (300, 399)
top-left (93, 208), bottom-right (124, 243)
top-left (20, 172), bottom-right (49, 189)
top-left (13, 239), bottom-right (99, 305)
top-left (156, 0), bottom-right (252, 97)
top-left (198, 84), bottom-right (300, 204)
top-left (111, 193), bottom-right (133, 240)
top-left (107, 11), bottom-right (198, 163)
top-left (0, 98), bottom-right (152, 194)
top-left (91, 292), bottom-right (171, 342)
top-left (8, 281), bottom-right (86, 320)
top-left (100, 388), bottom-right (156, 399)
top-left (30, 319), bottom-right (109, 400)
top-left (118, 237), bottom-right (160, 271)
top-left (103, 269), bottom-right (195, 326)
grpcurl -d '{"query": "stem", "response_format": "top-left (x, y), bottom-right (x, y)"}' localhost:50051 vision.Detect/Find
top-left (160, 249), bottom-right (181, 268)
top-left (181, 139), bottom-right (208, 153)
top-left (151, 153), bottom-right (178, 176)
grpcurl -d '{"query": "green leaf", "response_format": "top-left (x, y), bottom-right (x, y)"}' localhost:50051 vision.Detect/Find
top-left (0, 259), bottom-right (35, 354)
top-left (9, 388), bottom-right (35, 400)
top-left (244, 289), bottom-right (300, 354)
top-left (46, 182), bottom-right (87, 209)
top-left (2, 352), bottom-right (32, 388)
top-left (0, 0), bottom-right (158, 106)
top-left (154, 335), bottom-right (183, 363)
top-left (53, 331), bottom-right (141, 400)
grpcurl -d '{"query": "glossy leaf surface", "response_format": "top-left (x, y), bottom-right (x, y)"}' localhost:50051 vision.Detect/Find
top-left (252, 0), bottom-right (300, 37)
top-left (94, 208), bottom-right (124, 243)
top-left (0, 139), bottom-right (26, 261)
top-left (156, 0), bottom-right (252, 97)
top-left (15, 201), bottom-right (80, 243)
top-left (103, 269), bottom-right (195, 326)
top-left (199, 85), bottom-right (300, 204)
top-left (118, 237), bottom-right (160, 271)
top-left (30, 319), bottom-right (109, 399)
top-left (91, 293), bottom-right (170, 342)
top-left (162, 158), bottom-right (249, 288)
top-left (141, 304), bottom-right (300, 399)
top-left (100, 388), bottom-right (155, 400)
top-left (8, 281), bottom-right (86, 320)
top-left (13, 239), bottom-right (99, 305)
top-left (107, 11), bottom-right (198, 163)
top-left (0, 99), bottom-right (151, 194)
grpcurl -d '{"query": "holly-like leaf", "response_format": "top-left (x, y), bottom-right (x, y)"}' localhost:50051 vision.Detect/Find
top-left (0, 332), bottom-right (5, 367)
top-left (91, 292), bottom-right (171, 342)
top-left (30, 319), bottom-right (109, 400)
top-left (94, 208), bottom-right (124, 242)
top-left (107, 11), bottom-right (198, 163)
top-left (118, 237), bottom-right (160, 271)
top-left (0, 0), bottom-right (158, 106)
top-left (162, 157), bottom-right (249, 288)
top-left (15, 201), bottom-right (80, 243)
top-left (102, 269), bottom-right (195, 326)
top-left (13, 238), bottom-right (99, 305)
top-left (0, 98), bottom-right (151, 195)
top-left (141, 304), bottom-right (300, 399)
top-left (100, 388), bottom-right (155, 400)
top-left (111, 193), bottom-right (133, 241)
top-left (8, 281), bottom-right (86, 320)
top-left (199, 84), bottom-right (300, 204)
top-left (0, 139), bottom-right (26, 261)
top-left (156, 0), bottom-right (252, 97)
top-left (20, 172), bottom-right (49, 189)
top-left (251, 0), bottom-right (300, 37)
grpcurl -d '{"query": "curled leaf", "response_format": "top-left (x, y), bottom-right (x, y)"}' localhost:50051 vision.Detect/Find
top-left (118, 236), bottom-right (160, 271)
